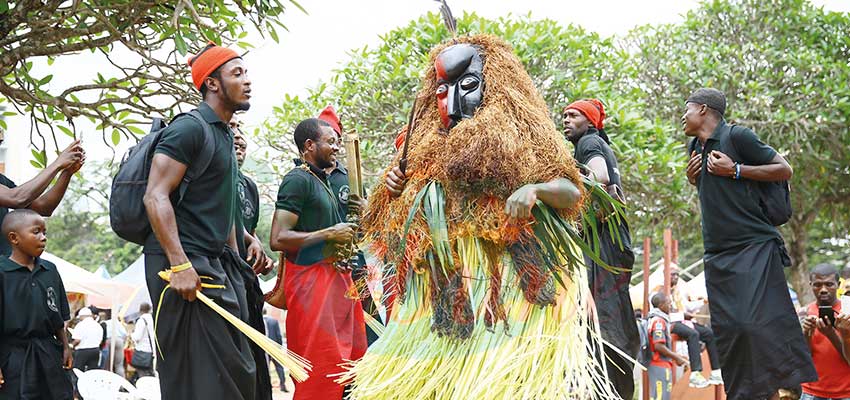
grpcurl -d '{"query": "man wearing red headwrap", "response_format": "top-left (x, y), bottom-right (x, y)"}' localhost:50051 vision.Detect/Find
top-left (563, 98), bottom-right (641, 399)
top-left (142, 42), bottom-right (268, 400)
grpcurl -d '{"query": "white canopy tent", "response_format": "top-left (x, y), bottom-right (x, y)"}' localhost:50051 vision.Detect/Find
top-left (41, 252), bottom-right (134, 308)
top-left (112, 255), bottom-right (150, 321)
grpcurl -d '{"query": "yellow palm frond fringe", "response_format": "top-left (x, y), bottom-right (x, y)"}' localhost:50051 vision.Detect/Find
top-left (363, 311), bottom-right (385, 337)
top-left (157, 271), bottom-right (312, 382)
top-left (339, 237), bottom-right (621, 399)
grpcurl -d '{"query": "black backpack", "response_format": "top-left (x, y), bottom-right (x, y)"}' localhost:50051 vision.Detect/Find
top-left (688, 124), bottom-right (792, 226)
top-left (728, 124), bottom-right (793, 226)
top-left (109, 110), bottom-right (215, 245)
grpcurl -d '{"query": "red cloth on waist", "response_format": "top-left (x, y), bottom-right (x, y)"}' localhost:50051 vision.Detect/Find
top-left (284, 259), bottom-right (367, 400)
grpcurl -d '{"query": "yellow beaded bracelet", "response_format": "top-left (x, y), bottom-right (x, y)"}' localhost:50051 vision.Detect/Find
top-left (170, 262), bottom-right (193, 273)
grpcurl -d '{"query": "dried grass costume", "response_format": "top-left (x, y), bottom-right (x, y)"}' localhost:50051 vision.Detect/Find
top-left (342, 35), bottom-right (621, 399)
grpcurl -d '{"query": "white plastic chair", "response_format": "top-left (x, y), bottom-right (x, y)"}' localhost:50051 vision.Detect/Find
top-left (134, 376), bottom-right (161, 400)
top-left (76, 369), bottom-right (138, 400)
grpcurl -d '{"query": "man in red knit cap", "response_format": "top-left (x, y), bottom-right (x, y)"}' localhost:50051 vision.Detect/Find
top-left (143, 42), bottom-right (267, 400)
top-left (563, 98), bottom-right (640, 400)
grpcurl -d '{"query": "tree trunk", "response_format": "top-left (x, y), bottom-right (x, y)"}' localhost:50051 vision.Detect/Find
top-left (786, 218), bottom-right (812, 306)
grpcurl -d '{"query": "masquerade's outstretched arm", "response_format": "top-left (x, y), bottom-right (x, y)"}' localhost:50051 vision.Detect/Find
top-left (505, 178), bottom-right (580, 219)
top-left (536, 178), bottom-right (581, 209)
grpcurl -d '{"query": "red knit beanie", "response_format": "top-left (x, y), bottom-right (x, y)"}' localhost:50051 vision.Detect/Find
top-left (564, 99), bottom-right (606, 129)
top-left (317, 105), bottom-right (342, 137)
top-left (187, 43), bottom-right (240, 91)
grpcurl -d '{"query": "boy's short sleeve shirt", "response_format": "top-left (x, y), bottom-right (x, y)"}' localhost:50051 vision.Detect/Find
top-left (649, 317), bottom-right (673, 368)
top-left (0, 257), bottom-right (70, 339)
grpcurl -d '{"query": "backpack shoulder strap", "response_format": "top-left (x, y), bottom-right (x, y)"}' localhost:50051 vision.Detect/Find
top-left (726, 123), bottom-right (748, 162)
top-left (174, 110), bottom-right (217, 204)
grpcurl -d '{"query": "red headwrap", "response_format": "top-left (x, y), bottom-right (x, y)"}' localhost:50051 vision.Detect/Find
top-left (318, 105), bottom-right (342, 137)
top-left (564, 99), bottom-right (606, 129)
top-left (187, 43), bottom-right (240, 91)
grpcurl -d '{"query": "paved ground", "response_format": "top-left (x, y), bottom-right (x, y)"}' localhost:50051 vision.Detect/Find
top-left (269, 366), bottom-right (294, 400)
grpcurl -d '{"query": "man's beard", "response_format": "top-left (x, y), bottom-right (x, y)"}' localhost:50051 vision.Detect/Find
top-left (221, 84), bottom-right (251, 112)
top-left (315, 155), bottom-right (334, 169)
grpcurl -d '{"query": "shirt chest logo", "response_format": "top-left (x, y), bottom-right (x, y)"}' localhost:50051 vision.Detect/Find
top-left (46, 286), bottom-right (59, 312)
top-left (338, 185), bottom-right (350, 204)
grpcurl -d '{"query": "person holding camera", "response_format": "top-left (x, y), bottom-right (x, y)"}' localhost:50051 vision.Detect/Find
top-left (800, 263), bottom-right (850, 400)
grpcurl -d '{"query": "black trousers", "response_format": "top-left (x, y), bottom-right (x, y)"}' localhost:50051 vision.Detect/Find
top-left (235, 261), bottom-right (272, 400)
top-left (0, 337), bottom-right (73, 400)
top-left (144, 249), bottom-right (257, 400)
top-left (72, 348), bottom-right (100, 372)
top-left (670, 321), bottom-right (720, 372)
top-left (269, 358), bottom-right (287, 391)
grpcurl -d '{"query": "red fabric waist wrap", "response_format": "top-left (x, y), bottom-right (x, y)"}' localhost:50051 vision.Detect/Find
top-left (284, 259), bottom-right (367, 400)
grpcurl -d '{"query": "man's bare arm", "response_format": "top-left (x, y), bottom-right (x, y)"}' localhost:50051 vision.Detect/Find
top-left (143, 154), bottom-right (188, 265)
top-left (29, 170), bottom-right (74, 216)
top-left (143, 154), bottom-right (200, 301)
top-left (269, 209), bottom-right (355, 252)
top-left (708, 151), bottom-right (792, 181)
top-left (739, 153), bottom-right (793, 181)
top-left (585, 156), bottom-right (610, 185)
top-left (536, 178), bottom-right (582, 210)
top-left (505, 178), bottom-right (582, 219)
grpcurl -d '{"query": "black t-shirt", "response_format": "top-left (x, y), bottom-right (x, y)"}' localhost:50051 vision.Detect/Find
top-left (690, 120), bottom-right (781, 252)
top-left (276, 162), bottom-right (343, 265)
top-left (143, 102), bottom-right (238, 257)
top-left (237, 172), bottom-right (260, 234)
top-left (0, 257), bottom-right (70, 341)
top-left (0, 174), bottom-right (17, 256)
top-left (573, 129), bottom-right (623, 188)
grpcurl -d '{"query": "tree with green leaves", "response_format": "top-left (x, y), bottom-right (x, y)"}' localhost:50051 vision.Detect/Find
top-left (624, 0), bottom-right (850, 301)
top-left (0, 0), bottom-right (302, 163)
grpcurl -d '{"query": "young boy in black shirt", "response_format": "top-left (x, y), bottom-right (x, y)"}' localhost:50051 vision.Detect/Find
top-left (0, 209), bottom-right (73, 399)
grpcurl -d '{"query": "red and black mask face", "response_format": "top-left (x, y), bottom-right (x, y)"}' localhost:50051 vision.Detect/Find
top-left (435, 44), bottom-right (484, 131)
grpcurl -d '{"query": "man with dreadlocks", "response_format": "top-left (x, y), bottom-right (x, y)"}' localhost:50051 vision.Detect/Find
top-left (343, 35), bottom-right (621, 399)
top-left (564, 99), bottom-right (640, 399)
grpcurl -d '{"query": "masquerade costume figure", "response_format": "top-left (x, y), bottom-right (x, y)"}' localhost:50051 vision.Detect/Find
top-left (343, 35), bottom-right (620, 399)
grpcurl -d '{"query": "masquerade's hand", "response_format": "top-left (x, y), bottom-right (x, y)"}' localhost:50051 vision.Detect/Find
top-left (505, 184), bottom-right (539, 220)
top-left (386, 166), bottom-right (407, 197)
